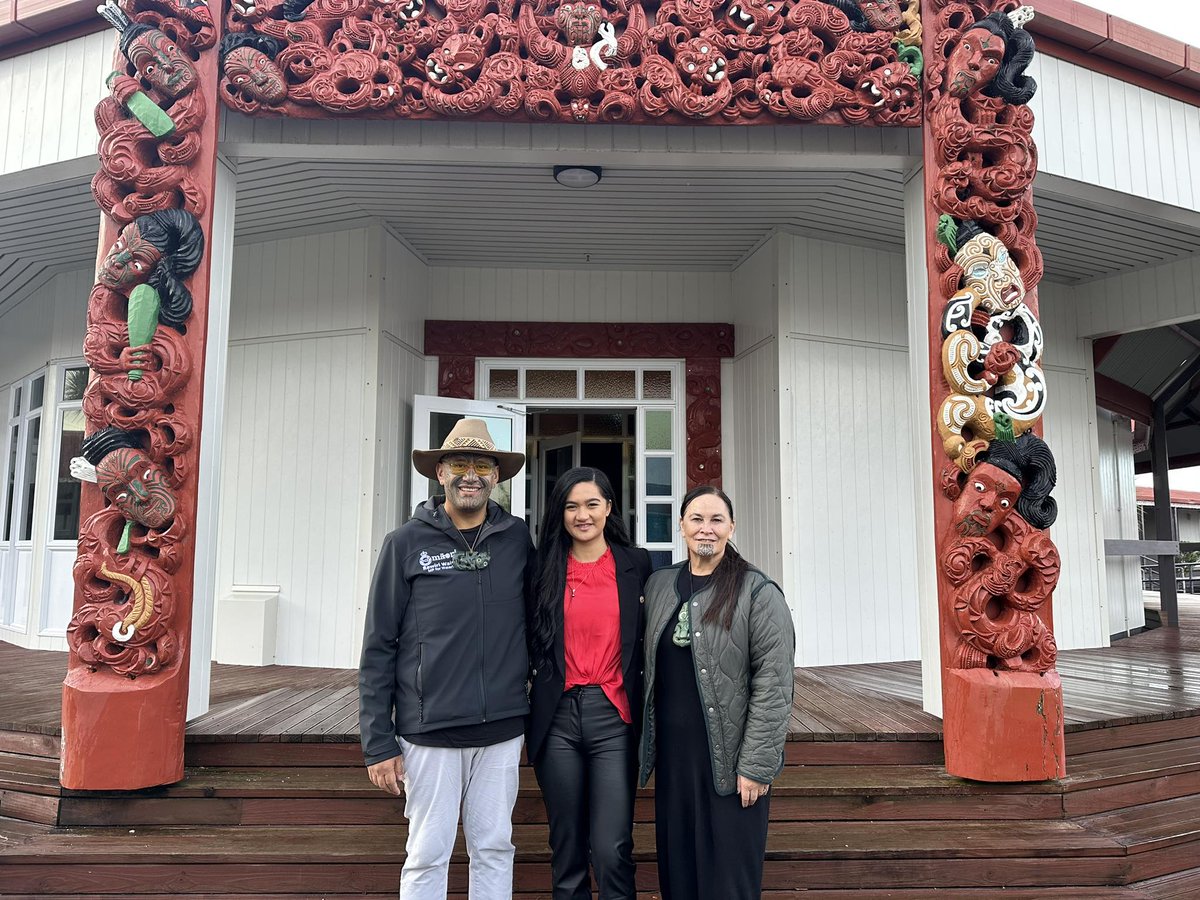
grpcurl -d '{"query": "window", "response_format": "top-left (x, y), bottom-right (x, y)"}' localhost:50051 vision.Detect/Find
top-left (52, 366), bottom-right (89, 541)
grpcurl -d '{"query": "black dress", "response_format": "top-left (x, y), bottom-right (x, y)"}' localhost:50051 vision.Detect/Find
top-left (653, 568), bottom-right (770, 900)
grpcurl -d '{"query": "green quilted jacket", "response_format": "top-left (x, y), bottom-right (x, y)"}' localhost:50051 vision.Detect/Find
top-left (638, 561), bottom-right (796, 796)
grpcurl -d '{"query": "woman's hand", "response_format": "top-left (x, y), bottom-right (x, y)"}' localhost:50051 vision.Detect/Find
top-left (737, 774), bottom-right (769, 808)
top-left (367, 755), bottom-right (406, 795)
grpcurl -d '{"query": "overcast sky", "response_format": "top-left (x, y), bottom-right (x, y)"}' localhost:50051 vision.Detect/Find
top-left (1078, 0), bottom-right (1200, 46)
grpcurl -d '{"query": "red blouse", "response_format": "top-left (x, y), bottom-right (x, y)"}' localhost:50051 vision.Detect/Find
top-left (563, 548), bottom-right (630, 723)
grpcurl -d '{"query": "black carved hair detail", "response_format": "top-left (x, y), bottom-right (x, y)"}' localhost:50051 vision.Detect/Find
top-left (985, 433), bottom-right (1057, 529)
top-left (967, 11), bottom-right (1037, 105)
top-left (957, 219), bottom-right (987, 246)
top-left (81, 426), bottom-right (142, 465)
top-left (97, 0), bottom-right (156, 56)
top-left (281, 0), bottom-right (318, 21)
top-left (819, 0), bottom-right (872, 31)
top-left (134, 209), bottom-right (205, 330)
top-left (219, 32), bottom-right (285, 76)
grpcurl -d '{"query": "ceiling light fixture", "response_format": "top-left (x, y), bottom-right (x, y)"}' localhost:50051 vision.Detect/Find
top-left (553, 165), bottom-right (602, 189)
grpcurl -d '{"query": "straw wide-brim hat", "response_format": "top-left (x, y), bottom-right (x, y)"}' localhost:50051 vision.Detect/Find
top-left (412, 418), bottom-right (526, 482)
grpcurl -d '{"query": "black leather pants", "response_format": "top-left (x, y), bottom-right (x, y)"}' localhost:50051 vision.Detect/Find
top-left (533, 685), bottom-right (637, 900)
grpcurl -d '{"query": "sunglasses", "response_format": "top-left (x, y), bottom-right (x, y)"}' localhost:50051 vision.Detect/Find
top-left (444, 459), bottom-right (496, 476)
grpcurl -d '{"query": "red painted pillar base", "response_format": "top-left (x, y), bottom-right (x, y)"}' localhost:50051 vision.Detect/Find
top-left (943, 669), bottom-right (1065, 783)
top-left (60, 668), bottom-right (186, 790)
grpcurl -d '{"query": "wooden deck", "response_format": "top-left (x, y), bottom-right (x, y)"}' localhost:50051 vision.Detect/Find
top-left (5, 595), bottom-right (1200, 748)
top-left (5, 600), bottom-right (1200, 897)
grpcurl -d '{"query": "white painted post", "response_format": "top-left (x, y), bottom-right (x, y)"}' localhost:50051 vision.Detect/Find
top-left (188, 155), bottom-right (237, 720)
top-left (902, 165), bottom-right (943, 717)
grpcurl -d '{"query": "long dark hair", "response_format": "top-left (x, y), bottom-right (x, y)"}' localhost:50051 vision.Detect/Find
top-left (984, 433), bottom-right (1057, 529)
top-left (136, 209), bottom-right (205, 330)
top-left (681, 485), bottom-right (751, 630)
top-left (967, 12), bottom-right (1037, 105)
top-left (530, 467), bottom-right (632, 671)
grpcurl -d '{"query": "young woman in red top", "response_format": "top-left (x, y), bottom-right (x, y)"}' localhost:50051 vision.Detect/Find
top-left (527, 467), bottom-right (653, 900)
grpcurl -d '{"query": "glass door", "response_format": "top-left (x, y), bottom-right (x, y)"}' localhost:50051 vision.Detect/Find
top-left (0, 371), bottom-right (46, 632)
top-left (410, 395), bottom-right (527, 520)
top-left (535, 432), bottom-right (580, 541)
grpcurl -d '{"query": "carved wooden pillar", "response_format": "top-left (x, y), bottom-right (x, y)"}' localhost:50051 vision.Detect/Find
top-left (921, 2), bottom-right (1065, 781)
top-left (60, 0), bottom-right (223, 790)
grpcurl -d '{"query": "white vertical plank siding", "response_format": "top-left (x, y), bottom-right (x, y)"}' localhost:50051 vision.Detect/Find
top-left (726, 238), bottom-right (781, 584)
top-left (778, 233), bottom-right (920, 666)
top-left (1039, 281), bottom-right (1109, 649)
top-left (0, 32), bottom-right (111, 177)
top-left (218, 228), bottom-right (381, 667)
top-left (373, 230), bottom-right (430, 596)
top-left (1073, 254), bottom-right (1200, 339)
top-left (784, 335), bottom-right (920, 665)
top-left (1028, 54), bottom-right (1200, 212)
top-left (429, 266), bottom-right (732, 323)
top-left (1044, 365), bottom-right (1108, 650)
top-left (1096, 409), bottom-right (1145, 637)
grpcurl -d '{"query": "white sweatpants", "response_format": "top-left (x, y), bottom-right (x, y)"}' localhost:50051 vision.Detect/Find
top-left (397, 734), bottom-right (524, 900)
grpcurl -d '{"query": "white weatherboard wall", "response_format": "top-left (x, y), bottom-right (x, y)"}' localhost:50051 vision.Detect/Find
top-left (1029, 54), bottom-right (1200, 213)
top-left (0, 31), bottom-right (111, 179)
top-left (217, 227), bottom-right (394, 668)
top-left (429, 267), bottom-right (732, 322)
top-left (725, 238), bottom-right (782, 585)
top-left (1096, 409), bottom-right (1144, 637)
top-left (1072, 253), bottom-right (1200, 339)
top-left (778, 233), bottom-right (920, 666)
top-left (1040, 282), bottom-right (1108, 650)
top-left (0, 268), bottom-right (89, 388)
top-left (373, 231), bottom-right (431, 557)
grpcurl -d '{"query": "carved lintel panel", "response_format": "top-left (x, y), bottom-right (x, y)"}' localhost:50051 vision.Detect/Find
top-left (61, 0), bottom-right (223, 791)
top-left (429, 320), bottom-right (732, 489)
top-left (220, 0), bottom-right (923, 125)
top-left (923, 1), bottom-right (1064, 781)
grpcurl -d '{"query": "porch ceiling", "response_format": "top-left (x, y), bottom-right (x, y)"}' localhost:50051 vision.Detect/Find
top-left (4, 158), bottom-right (1200, 317)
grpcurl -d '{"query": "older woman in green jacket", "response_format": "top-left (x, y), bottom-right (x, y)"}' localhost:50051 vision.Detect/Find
top-left (639, 485), bottom-right (795, 900)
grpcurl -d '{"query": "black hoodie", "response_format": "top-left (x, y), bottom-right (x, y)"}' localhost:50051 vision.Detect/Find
top-left (358, 498), bottom-right (533, 766)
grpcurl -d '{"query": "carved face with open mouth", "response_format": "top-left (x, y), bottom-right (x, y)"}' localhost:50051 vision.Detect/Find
top-left (724, 0), bottom-right (780, 40)
top-left (956, 232), bottom-right (1025, 313)
top-left (96, 448), bottom-right (178, 529)
top-left (859, 62), bottom-right (915, 112)
top-left (676, 38), bottom-right (727, 88)
top-left (425, 34), bottom-right (485, 85)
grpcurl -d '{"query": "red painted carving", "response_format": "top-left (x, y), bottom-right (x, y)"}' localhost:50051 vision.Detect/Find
top-left (427, 320), bottom-right (731, 489)
top-left (61, 0), bottom-right (222, 791)
top-left (439, 354), bottom-right (476, 398)
top-left (426, 321), bottom-right (733, 359)
top-left (923, 2), bottom-right (1064, 782)
top-left (221, 0), bottom-right (923, 124)
top-left (685, 358), bottom-right (722, 486)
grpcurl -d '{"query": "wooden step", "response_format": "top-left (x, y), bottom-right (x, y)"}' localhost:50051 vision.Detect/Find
top-left (1062, 735), bottom-right (1200, 815)
top-left (1132, 864), bottom-right (1200, 899)
top-left (0, 815), bottom-right (50, 853)
top-left (0, 818), bottom-right (1139, 894)
top-left (0, 730), bottom-right (59, 760)
top-left (0, 752), bottom-right (61, 826)
top-left (58, 762), bottom-right (1066, 827)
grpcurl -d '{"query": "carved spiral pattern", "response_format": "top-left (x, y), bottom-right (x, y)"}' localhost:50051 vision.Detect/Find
top-left (69, 0), bottom-right (216, 679)
top-left (928, 1), bottom-right (1059, 677)
top-left (223, 0), bottom-right (923, 124)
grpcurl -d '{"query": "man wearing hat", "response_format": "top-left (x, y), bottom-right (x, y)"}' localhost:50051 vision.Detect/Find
top-left (359, 419), bottom-right (533, 899)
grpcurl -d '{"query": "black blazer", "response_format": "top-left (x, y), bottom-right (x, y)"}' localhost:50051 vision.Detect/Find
top-left (526, 542), bottom-right (654, 763)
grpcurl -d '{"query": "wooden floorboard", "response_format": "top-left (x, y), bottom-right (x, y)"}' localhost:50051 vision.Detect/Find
top-left (5, 595), bottom-right (1200, 749)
